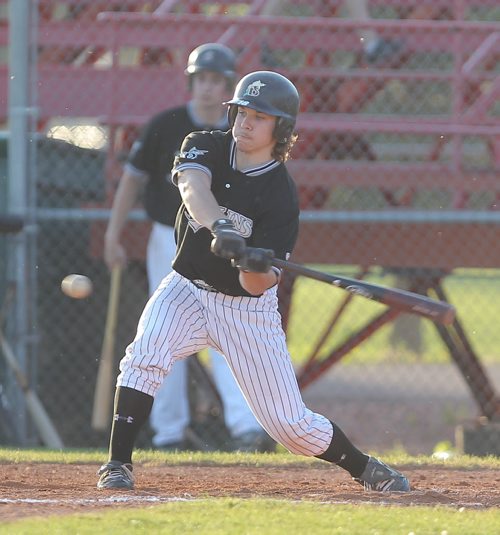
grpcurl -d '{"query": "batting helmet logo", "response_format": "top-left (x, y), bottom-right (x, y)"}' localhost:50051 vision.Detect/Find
top-left (243, 80), bottom-right (266, 97)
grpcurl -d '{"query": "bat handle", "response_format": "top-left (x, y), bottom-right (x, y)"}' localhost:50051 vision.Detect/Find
top-left (272, 258), bottom-right (286, 269)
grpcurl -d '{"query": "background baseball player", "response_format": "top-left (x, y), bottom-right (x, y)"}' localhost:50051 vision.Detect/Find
top-left (97, 70), bottom-right (410, 493)
top-left (104, 42), bottom-right (273, 452)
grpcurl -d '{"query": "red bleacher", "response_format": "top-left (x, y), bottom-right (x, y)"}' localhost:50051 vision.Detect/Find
top-left (3, 1), bottom-right (500, 416)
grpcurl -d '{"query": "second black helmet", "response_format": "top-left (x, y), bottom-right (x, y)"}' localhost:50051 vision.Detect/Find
top-left (185, 43), bottom-right (237, 80)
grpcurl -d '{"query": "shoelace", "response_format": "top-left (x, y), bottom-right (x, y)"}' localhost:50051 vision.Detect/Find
top-left (105, 468), bottom-right (127, 481)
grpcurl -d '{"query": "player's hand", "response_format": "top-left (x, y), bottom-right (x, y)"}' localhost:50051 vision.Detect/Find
top-left (231, 247), bottom-right (275, 273)
top-left (104, 236), bottom-right (127, 271)
top-left (210, 218), bottom-right (246, 260)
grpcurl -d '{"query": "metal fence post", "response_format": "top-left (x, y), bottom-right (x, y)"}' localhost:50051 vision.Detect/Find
top-left (7, 0), bottom-right (38, 445)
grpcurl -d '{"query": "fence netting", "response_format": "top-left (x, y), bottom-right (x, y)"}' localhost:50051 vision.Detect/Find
top-left (1, 1), bottom-right (499, 455)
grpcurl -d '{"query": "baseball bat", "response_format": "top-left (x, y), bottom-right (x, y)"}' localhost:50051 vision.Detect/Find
top-left (91, 265), bottom-right (122, 431)
top-left (272, 258), bottom-right (455, 325)
top-left (0, 330), bottom-right (64, 448)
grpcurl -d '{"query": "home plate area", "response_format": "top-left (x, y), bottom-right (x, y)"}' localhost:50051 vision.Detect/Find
top-left (1, 463), bottom-right (499, 521)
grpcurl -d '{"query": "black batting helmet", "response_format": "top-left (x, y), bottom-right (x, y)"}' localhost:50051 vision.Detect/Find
top-left (185, 43), bottom-right (236, 80)
top-left (225, 71), bottom-right (300, 143)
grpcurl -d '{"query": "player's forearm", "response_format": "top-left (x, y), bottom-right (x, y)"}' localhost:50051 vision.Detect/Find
top-left (105, 171), bottom-right (143, 242)
top-left (238, 269), bottom-right (279, 296)
top-left (177, 169), bottom-right (225, 229)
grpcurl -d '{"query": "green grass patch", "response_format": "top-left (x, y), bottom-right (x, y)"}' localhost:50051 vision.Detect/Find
top-left (3, 498), bottom-right (500, 535)
top-left (0, 447), bottom-right (319, 467)
top-left (1, 446), bottom-right (500, 470)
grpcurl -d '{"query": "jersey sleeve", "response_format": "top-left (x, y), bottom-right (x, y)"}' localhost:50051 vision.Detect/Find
top-left (171, 131), bottom-right (217, 185)
top-left (127, 116), bottom-right (161, 176)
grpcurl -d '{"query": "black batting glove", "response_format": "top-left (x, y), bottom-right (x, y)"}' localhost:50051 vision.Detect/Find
top-left (210, 218), bottom-right (246, 260)
top-left (231, 247), bottom-right (275, 273)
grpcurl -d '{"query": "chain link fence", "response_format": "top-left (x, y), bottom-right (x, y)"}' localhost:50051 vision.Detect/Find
top-left (1, 0), bottom-right (499, 455)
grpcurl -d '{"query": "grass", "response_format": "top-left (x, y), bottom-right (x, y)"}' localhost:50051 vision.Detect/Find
top-left (2, 447), bottom-right (500, 469)
top-left (1, 448), bottom-right (500, 535)
top-left (4, 499), bottom-right (500, 535)
top-left (286, 267), bottom-right (500, 365)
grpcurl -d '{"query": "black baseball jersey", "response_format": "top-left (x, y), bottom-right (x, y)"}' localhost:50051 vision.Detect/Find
top-left (171, 130), bottom-right (300, 297)
top-left (127, 104), bottom-right (228, 226)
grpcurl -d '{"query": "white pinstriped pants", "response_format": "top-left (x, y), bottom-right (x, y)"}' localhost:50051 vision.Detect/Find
top-left (146, 222), bottom-right (262, 444)
top-left (117, 270), bottom-right (333, 456)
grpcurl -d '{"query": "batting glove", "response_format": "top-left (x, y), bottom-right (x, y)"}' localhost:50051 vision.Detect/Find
top-left (231, 247), bottom-right (275, 273)
top-left (210, 218), bottom-right (246, 260)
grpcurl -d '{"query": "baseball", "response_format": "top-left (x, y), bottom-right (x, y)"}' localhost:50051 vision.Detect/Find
top-left (61, 274), bottom-right (93, 299)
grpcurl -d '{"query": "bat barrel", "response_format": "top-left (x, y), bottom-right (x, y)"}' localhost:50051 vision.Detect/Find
top-left (388, 292), bottom-right (456, 325)
top-left (272, 257), bottom-right (456, 325)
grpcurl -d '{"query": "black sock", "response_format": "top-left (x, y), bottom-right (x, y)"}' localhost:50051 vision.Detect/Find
top-left (315, 421), bottom-right (369, 478)
top-left (108, 386), bottom-right (154, 465)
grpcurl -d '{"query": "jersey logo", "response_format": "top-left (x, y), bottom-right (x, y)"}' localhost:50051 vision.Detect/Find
top-left (184, 206), bottom-right (253, 238)
top-left (180, 147), bottom-right (208, 160)
top-left (222, 207), bottom-right (253, 238)
top-left (243, 80), bottom-right (266, 97)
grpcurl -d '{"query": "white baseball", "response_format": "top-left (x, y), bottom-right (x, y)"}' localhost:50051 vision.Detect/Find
top-left (61, 274), bottom-right (93, 299)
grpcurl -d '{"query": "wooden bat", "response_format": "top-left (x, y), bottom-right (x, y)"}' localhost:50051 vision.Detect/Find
top-left (91, 265), bottom-right (122, 431)
top-left (272, 257), bottom-right (455, 325)
top-left (0, 329), bottom-right (64, 448)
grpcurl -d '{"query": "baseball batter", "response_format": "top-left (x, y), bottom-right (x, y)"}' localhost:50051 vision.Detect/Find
top-left (97, 71), bottom-right (410, 493)
top-left (104, 43), bottom-right (271, 451)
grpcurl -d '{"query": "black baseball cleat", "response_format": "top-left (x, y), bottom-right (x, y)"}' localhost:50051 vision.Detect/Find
top-left (355, 457), bottom-right (410, 492)
top-left (97, 460), bottom-right (134, 490)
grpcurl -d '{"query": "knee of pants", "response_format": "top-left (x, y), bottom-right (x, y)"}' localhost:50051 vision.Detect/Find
top-left (263, 415), bottom-right (328, 457)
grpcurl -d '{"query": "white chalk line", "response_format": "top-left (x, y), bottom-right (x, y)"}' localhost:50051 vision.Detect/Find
top-left (1, 493), bottom-right (489, 509)
top-left (0, 495), bottom-right (192, 505)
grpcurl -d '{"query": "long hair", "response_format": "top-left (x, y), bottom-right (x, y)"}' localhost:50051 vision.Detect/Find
top-left (272, 132), bottom-right (298, 163)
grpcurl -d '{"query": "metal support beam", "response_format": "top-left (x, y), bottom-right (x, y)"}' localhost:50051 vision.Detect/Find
top-left (7, 0), bottom-right (38, 446)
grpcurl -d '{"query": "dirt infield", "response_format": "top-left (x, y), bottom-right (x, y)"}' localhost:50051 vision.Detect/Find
top-left (1, 463), bottom-right (499, 521)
